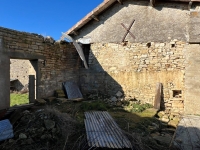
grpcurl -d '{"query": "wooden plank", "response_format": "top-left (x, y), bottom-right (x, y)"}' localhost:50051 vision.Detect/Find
top-left (84, 111), bottom-right (132, 149)
top-left (29, 75), bottom-right (35, 103)
top-left (154, 83), bottom-right (162, 109)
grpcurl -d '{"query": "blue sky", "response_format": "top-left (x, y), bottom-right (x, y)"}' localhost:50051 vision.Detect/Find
top-left (0, 0), bottom-right (102, 40)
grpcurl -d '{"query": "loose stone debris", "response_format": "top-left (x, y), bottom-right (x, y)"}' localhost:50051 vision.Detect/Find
top-left (0, 108), bottom-right (76, 150)
top-left (0, 90), bottom-right (182, 150)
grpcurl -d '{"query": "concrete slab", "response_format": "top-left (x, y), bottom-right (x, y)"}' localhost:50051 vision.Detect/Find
top-left (171, 115), bottom-right (200, 149)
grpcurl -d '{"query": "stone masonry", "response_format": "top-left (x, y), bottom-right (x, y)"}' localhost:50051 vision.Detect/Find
top-left (80, 41), bottom-right (185, 113)
top-left (69, 0), bottom-right (200, 114)
top-left (1, 0), bottom-right (200, 115)
top-left (10, 59), bottom-right (35, 91)
top-left (0, 26), bottom-right (79, 109)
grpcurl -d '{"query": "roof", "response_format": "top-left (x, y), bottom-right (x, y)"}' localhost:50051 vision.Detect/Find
top-left (65, 0), bottom-right (116, 36)
top-left (64, 0), bottom-right (200, 36)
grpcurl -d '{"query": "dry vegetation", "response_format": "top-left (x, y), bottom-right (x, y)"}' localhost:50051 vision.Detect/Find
top-left (0, 100), bottom-right (176, 150)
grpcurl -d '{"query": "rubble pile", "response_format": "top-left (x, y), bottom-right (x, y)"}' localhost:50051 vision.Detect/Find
top-left (0, 108), bottom-right (76, 150)
top-left (86, 91), bottom-right (125, 106)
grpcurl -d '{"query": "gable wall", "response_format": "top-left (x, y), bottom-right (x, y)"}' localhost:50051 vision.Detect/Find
top-left (76, 1), bottom-right (200, 114)
top-left (74, 0), bottom-right (192, 43)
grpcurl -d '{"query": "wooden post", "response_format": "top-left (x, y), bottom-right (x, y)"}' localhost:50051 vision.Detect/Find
top-left (29, 75), bottom-right (35, 103)
top-left (0, 39), bottom-right (10, 110)
top-left (154, 83), bottom-right (162, 110)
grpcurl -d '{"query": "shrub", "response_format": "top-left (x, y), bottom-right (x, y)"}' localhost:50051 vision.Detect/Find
top-left (131, 103), bottom-right (153, 113)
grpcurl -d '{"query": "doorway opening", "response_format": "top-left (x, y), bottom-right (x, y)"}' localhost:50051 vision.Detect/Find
top-left (81, 44), bottom-right (90, 68)
top-left (10, 59), bottom-right (37, 106)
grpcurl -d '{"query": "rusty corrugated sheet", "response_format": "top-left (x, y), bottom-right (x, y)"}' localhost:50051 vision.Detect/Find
top-left (84, 111), bottom-right (132, 149)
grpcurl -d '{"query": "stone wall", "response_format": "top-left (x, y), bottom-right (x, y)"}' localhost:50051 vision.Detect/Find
top-left (80, 41), bottom-right (185, 111)
top-left (10, 59), bottom-right (35, 91)
top-left (73, 0), bottom-right (194, 43)
top-left (0, 26), bottom-right (79, 100)
top-left (73, 0), bottom-right (200, 115)
top-left (184, 44), bottom-right (200, 115)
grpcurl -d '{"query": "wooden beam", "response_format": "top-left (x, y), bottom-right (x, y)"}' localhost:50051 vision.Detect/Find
top-left (117, 0), bottom-right (123, 5)
top-left (92, 15), bottom-right (100, 22)
top-left (165, 0), bottom-right (200, 2)
top-left (188, 1), bottom-right (193, 9)
top-left (150, 0), bottom-right (155, 6)
top-left (154, 83), bottom-right (162, 110)
top-left (72, 31), bottom-right (79, 36)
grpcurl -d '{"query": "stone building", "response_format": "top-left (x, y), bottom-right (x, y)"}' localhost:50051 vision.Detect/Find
top-left (63, 0), bottom-right (200, 115)
top-left (10, 59), bottom-right (35, 91)
top-left (0, 0), bottom-right (200, 115)
top-left (0, 27), bottom-right (79, 110)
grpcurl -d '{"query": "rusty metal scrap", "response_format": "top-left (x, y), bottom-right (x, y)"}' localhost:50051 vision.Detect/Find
top-left (121, 19), bottom-right (135, 42)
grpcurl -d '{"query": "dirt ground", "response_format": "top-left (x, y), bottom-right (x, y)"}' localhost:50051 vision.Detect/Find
top-left (0, 100), bottom-right (177, 150)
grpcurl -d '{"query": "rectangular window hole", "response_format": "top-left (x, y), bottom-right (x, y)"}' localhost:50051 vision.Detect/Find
top-left (173, 90), bottom-right (182, 98)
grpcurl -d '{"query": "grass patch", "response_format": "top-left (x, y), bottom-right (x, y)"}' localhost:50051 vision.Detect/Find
top-left (131, 103), bottom-right (153, 113)
top-left (79, 101), bottom-right (109, 112)
top-left (56, 100), bottom-right (156, 134)
top-left (49, 101), bottom-right (168, 150)
top-left (10, 93), bottom-right (29, 106)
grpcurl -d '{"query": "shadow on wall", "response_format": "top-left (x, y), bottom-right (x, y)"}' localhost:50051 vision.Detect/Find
top-left (79, 45), bottom-right (124, 100)
top-left (10, 79), bottom-right (23, 91)
top-left (72, 0), bottom-right (190, 44)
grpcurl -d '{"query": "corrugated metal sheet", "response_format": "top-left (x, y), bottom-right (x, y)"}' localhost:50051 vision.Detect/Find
top-left (62, 81), bottom-right (83, 99)
top-left (84, 111), bottom-right (132, 149)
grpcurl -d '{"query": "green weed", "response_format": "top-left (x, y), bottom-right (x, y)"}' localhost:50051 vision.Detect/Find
top-left (79, 101), bottom-right (108, 112)
top-left (131, 103), bottom-right (153, 113)
top-left (10, 93), bottom-right (29, 106)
